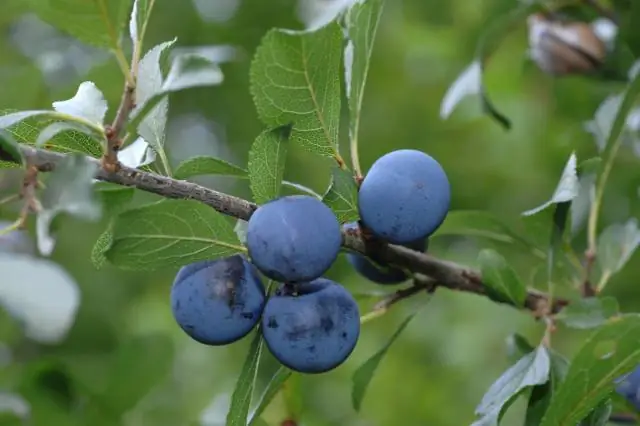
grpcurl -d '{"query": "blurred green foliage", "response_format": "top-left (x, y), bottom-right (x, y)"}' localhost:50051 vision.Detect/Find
top-left (0, 0), bottom-right (639, 425)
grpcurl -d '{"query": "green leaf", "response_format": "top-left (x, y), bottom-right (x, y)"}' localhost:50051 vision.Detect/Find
top-left (478, 249), bottom-right (526, 306)
top-left (524, 350), bottom-right (570, 426)
top-left (547, 200), bottom-right (572, 289)
top-left (540, 314), bottom-right (640, 426)
top-left (322, 166), bottom-right (359, 223)
top-left (440, 2), bottom-right (542, 129)
top-left (103, 333), bottom-right (174, 413)
top-left (597, 219), bottom-right (640, 276)
top-left (134, 39), bottom-right (177, 166)
top-left (96, 185), bottom-right (136, 217)
top-left (432, 210), bottom-right (543, 256)
top-left (90, 226), bottom-right (113, 270)
top-left (226, 331), bottom-right (264, 426)
top-left (37, 154), bottom-right (102, 256)
top-left (352, 313), bottom-right (416, 412)
top-left (0, 131), bottom-right (23, 167)
top-left (248, 126), bottom-right (290, 205)
top-left (250, 23), bottom-right (342, 157)
top-left (105, 199), bottom-right (244, 270)
top-left (248, 367), bottom-right (293, 425)
top-left (0, 110), bottom-right (104, 162)
top-left (523, 152), bottom-right (579, 217)
top-left (579, 399), bottom-right (612, 426)
top-left (174, 156), bottom-right (248, 180)
top-left (344, 0), bottom-right (384, 152)
top-left (128, 48), bottom-right (224, 137)
top-left (506, 333), bottom-right (535, 359)
top-left (26, 0), bottom-right (133, 49)
top-left (129, 0), bottom-right (155, 46)
top-left (555, 297), bottom-right (620, 330)
top-left (472, 345), bottom-right (550, 426)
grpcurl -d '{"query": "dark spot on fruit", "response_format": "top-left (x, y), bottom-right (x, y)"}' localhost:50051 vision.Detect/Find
top-left (267, 316), bottom-right (279, 328)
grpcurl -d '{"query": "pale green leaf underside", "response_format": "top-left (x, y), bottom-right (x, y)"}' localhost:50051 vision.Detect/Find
top-left (106, 199), bottom-right (244, 270)
top-left (250, 24), bottom-right (342, 157)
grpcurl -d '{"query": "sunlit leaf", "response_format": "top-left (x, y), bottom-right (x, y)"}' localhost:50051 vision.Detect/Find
top-left (0, 253), bottom-right (80, 344)
top-left (472, 345), bottom-right (550, 426)
top-left (36, 154), bottom-right (102, 256)
top-left (352, 313), bottom-right (416, 412)
top-left (248, 126), bottom-right (290, 205)
top-left (26, 0), bottom-right (133, 49)
top-left (0, 392), bottom-right (30, 420)
top-left (106, 199), bottom-right (244, 270)
top-left (118, 137), bottom-right (156, 169)
top-left (250, 24), bottom-right (342, 157)
top-left (322, 166), bottom-right (359, 223)
top-left (523, 152), bottom-right (579, 216)
top-left (129, 0), bottom-right (154, 45)
top-left (540, 314), bottom-right (640, 426)
top-left (226, 331), bottom-right (263, 426)
top-left (477, 249), bottom-right (526, 307)
top-left (555, 297), bottom-right (620, 329)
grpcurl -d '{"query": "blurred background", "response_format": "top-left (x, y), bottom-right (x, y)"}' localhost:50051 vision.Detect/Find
top-left (0, 0), bottom-right (639, 425)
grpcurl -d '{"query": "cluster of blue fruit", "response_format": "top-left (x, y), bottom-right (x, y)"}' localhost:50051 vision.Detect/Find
top-left (170, 149), bottom-right (451, 374)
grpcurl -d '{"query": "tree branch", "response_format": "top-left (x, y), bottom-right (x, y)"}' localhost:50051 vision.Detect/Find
top-left (0, 143), bottom-right (569, 316)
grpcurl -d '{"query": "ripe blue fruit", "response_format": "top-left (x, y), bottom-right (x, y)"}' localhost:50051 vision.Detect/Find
top-left (615, 364), bottom-right (640, 411)
top-left (261, 279), bottom-right (360, 374)
top-left (343, 222), bottom-right (428, 284)
top-left (358, 149), bottom-right (451, 244)
top-left (246, 195), bottom-right (342, 283)
top-left (170, 254), bottom-right (266, 346)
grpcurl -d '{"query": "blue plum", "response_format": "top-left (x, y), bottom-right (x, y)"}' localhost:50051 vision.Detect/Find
top-left (170, 254), bottom-right (266, 346)
top-left (615, 364), bottom-right (640, 411)
top-left (358, 149), bottom-right (451, 244)
top-left (246, 195), bottom-right (342, 283)
top-left (261, 279), bottom-right (360, 374)
top-left (343, 221), bottom-right (428, 284)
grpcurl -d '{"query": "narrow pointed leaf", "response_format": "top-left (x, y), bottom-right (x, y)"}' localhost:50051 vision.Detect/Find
top-left (523, 152), bottom-right (579, 216)
top-left (226, 331), bottom-right (264, 426)
top-left (352, 313), bottom-right (416, 411)
top-left (247, 367), bottom-right (293, 425)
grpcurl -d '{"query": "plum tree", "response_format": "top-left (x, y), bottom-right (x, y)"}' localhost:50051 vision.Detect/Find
top-left (343, 221), bottom-right (428, 284)
top-left (170, 254), bottom-right (266, 346)
top-left (358, 149), bottom-right (451, 244)
top-left (261, 279), bottom-right (360, 374)
top-left (246, 195), bottom-right (342, 282)
top-left (615, 364), bottom-right (640, 411)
